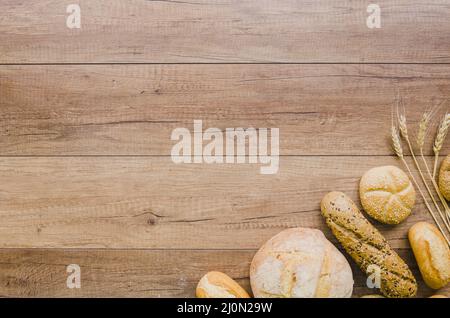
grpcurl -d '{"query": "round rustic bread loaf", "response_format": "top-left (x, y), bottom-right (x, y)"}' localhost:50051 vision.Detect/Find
top-left (250, 227), bottom-right (353, 298)
top-left (439, 155), bottom-right (450, 201)
top-left (359, 165), bottom-right (415, 224)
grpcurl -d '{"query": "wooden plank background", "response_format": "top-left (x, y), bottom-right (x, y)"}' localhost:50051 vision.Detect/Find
top-left (1, 0), bottom-right (450, 63)
top-left (0, 65), bottom-right (449, 156)
top-left (0, 249), bottom-right (438, 298)
top-left (0, 0), bottom-right (449, 298)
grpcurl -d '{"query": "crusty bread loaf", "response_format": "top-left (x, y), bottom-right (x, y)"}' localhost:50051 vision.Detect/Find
top-left (321, 191), bottom-right (417, 298)
top-left (408, 222), bottom-right (450, 289)
top-left (439, 155), bottom-right (450, 201)
top-left (196, 271), bottom-right (250, 298)
top-left (250, 227), bottom-right (353, 298)
top-left (359, 166), bottom-right (415, 224)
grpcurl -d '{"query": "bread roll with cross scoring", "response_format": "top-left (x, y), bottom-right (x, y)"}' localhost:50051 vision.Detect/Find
top-left (250, 227), bottom-right (353, 298)
top-left (359, 166), bottom-right (415, 224)
top-left (321, 191), bottom-right (417, 298)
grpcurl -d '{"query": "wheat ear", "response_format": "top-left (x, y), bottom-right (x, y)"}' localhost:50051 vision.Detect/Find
top-left (397, 106), bottom-right (450, 232)
top-left (416, 111), bottom-right (431, 151)
top-left (417, 111), bottom-right (450, 224)
top-left (433, 113), bottom-right (450, 178)
top-left (391, 124), bottom-right (450, 246)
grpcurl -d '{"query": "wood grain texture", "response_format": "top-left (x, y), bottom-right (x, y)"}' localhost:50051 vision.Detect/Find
top-left (1, 0), bottom-right (450, 63)
top-left (0, 249), bottom-right (448, 298)
top-left (1, 64), bottom-right (449, 156)
top-left (0, 156), bottom-right (444, 250)
top-left (2, 0), bottom-right (450, 298)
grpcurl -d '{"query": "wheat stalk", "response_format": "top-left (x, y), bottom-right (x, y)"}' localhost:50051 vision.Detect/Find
top-left (417, 110), bottom-right (450, 224)
top-left (416, 111), bottom-right (432, 150)
top-left (391, 126), bottom-right (403, 158)
top-left (433, 113), bottom-right (450, 178)
top-left (396, 105), bottom-right (450, 232)
top-left (391, 123), bottom-right (450, 246)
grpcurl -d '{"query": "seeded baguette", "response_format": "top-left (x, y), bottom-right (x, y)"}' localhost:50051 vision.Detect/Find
top-left (321, 191), bottom-right (417, 298)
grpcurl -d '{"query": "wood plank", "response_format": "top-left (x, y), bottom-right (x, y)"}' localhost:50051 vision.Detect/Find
top-left (0, 248), bottom-right (447, 298)
top-left (1, 64), bottom-right (449, 156)
top-left (0, 156), bottom-right (444, 249)
top-left (1, 0), bottom-right (450, 63)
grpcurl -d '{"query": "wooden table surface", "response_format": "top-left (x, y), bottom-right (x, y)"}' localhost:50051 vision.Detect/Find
top-left (1, 0), bottom-right (449, 297)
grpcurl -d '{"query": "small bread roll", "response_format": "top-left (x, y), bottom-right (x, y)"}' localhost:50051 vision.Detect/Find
top-left (196, 271), bottom-right (250, 298)
top-left (360, 295), bottom-right (385, 298)
top-left (439, 155), bottom-right (450, 201)
top-left (408, 222), bottom-right (450, 289)
top-left (250, 227), bottom-right (354, 298)
top-left (360, 166), bottom-right (415, 224)
top-left (429, 295), bottom-right (448, 298)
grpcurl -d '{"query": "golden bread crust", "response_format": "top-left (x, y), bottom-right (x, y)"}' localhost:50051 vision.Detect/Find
top-left (321, 191), bottom-right (417, 298)
top-left (250, 227), bottom-right (353, 298)
top-left (408, 222), bottom-right (450, 289)
top-left (196, 271), bottom-right (250, 298)
top-left (360, 166), bottom-right (415, 224)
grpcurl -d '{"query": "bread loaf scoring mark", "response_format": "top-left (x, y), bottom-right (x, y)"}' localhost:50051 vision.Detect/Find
top-left (257, 290), bottom-right (286, 298)
top-left (363, 184), bottom-right (414, 208)
top-left (267, 250), bottom-right (320, 297)
top-left (323, 197), bottom-right (388, 248)
top-left (326, 213), bottom-right (386, 250)
top-left (314, 244), bottom-right (332, 297)
top-left (423, 240), bottom-right (443, 283)
top-left (198, 276), bottom-right (237, 298)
